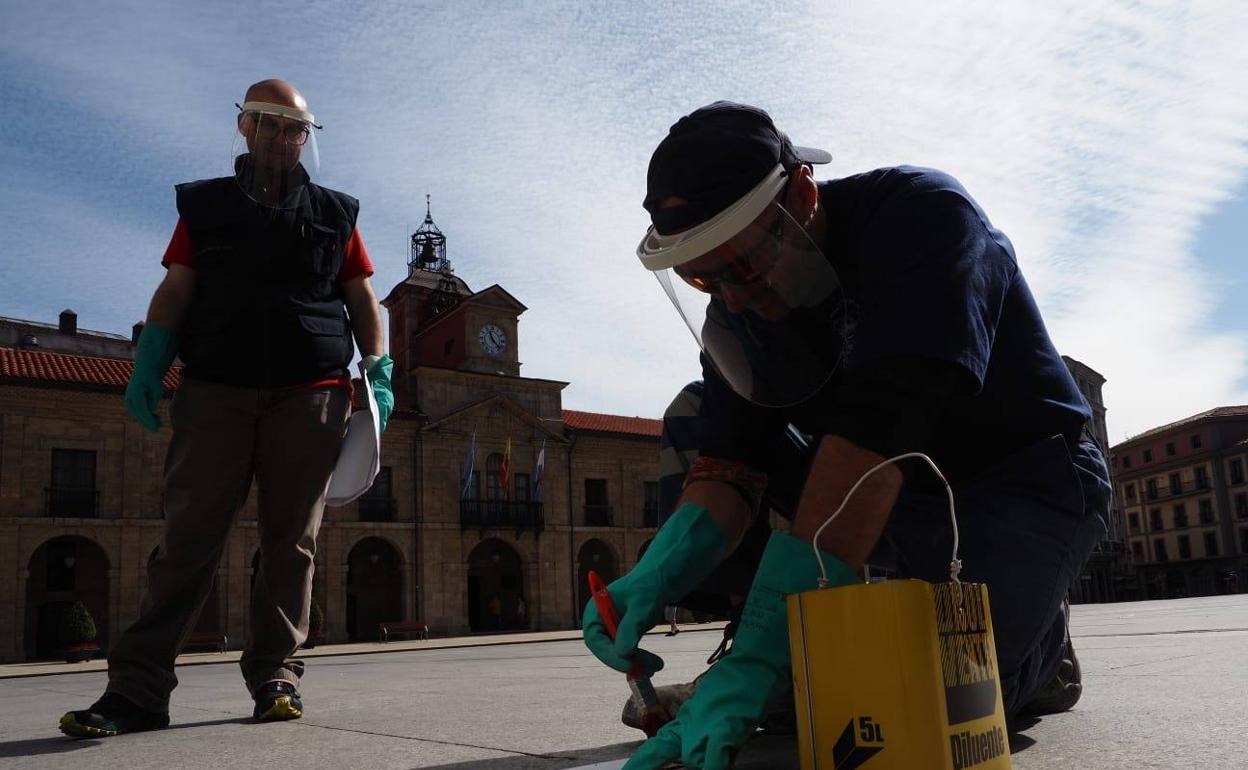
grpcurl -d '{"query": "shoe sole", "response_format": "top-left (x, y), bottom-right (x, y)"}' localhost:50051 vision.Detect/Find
top-left (58, 712), bottom-right (168, 739)
top-left (256, 695), bottom-right (303, 722)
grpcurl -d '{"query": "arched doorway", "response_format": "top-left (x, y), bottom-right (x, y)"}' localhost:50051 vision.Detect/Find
top-left (466, 539), bottom-right (524, 632)
top-left (577, 539), bottom-right (618, 620)
top-left (25, 537), bottom-right (110, 659)
top-left (346, 538), bottom-right (403, 642)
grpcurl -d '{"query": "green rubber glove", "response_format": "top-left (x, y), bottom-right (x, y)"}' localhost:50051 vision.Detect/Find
top-left (124, 323), bottom-right (179, 432)
top-left (364, 354), bottom-right (394, 434)
top-left (624, 531), bottom-right (860, 770)
top-left (583, 502), bottom-right (729, 676)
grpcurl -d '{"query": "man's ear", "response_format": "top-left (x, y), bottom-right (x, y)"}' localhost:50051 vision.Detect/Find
top-left (781, 165), bottom-right (817, 223)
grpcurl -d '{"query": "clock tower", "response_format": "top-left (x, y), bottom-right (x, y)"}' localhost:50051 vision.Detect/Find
top-left (380, 197), bottom-right (540, 417)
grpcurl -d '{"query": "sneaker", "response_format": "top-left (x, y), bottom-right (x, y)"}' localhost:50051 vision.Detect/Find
top-left (1021, 602), bottom-right (1083, 717)
top-left (253, 681), bottom-right (303, 722)
top-left (59, 692), bottom-right (170, 738)
top-left (1020, 640), bottom-right (1082, 716)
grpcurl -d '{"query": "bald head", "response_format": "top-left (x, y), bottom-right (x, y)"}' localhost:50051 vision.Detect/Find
top-left (243, 79), bottom-right (308, 112)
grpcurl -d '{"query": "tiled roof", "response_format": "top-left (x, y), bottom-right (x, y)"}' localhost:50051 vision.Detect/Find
top-left (2, 347), bottom-right (660, 437)
top-left (1115, 405), bottom-right (1248, 448)
top-left (0, 347), bottom-right (180, 390)
top-left (562, 409), bottom-right (661, 438)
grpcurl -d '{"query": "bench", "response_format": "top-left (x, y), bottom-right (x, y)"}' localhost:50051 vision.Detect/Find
top-left (378, 620), bottom-right (429, 642)
top-left (182, 631), bottom-right (229, 653)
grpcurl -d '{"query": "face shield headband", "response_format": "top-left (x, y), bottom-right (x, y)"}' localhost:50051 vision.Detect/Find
top-left (233, 101), bottom-right (322, 210)
top-left (636, 164), bottom-right (848, 407)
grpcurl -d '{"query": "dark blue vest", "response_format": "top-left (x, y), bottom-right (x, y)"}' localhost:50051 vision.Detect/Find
top-left (174, 177), bottom-right (358, 387)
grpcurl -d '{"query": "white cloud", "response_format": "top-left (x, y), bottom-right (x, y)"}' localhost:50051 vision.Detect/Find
top-left (3, 0), bottom-right (1248, 439)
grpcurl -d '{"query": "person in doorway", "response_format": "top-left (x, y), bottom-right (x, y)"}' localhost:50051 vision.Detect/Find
top-left (582, 102), bottom-right (1109, 769)
top-left (60, 79), bottom-right (394, 738)
top-left (488, 595), bottom-right (503, 631)
top-left (663, 605), bottom-right (679, 637)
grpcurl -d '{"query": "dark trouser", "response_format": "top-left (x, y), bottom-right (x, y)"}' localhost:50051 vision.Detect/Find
top-left (657, 381), bottom-right (1110, 716)
top-left (106, 378), bottom-right (349, 712)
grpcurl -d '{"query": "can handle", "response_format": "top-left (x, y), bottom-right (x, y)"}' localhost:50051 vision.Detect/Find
top-left (811, 451), bottom-right (963, 586)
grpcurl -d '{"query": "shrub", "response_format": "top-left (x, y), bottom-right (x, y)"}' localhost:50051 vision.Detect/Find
top-left (309, 599), bottom-right (324, 634)
top-left (60, 601), bottom-right (97, 646)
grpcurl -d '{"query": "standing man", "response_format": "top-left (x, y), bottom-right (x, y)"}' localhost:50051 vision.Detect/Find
top-left (60, 79), bottom-right (394, 738)
top-left (582, 102), bottom-right (1110, 769)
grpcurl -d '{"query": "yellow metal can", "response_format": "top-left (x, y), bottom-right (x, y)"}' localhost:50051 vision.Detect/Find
top-left (787, 579), bottom-right (1012, 770)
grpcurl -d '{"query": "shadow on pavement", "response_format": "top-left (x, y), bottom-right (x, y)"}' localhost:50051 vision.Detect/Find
top-left (0, 736), bottom-right (101, 758)
top-left (0, 716), bottom-right (255, 759)
top-left (1008, 714), bottom-right (1041, 754)
top-left (413, 734), bottom-right (803, 770)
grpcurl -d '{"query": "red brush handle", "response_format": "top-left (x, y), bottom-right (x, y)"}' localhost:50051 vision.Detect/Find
top-left (588, 570), bottom-right (620, 639)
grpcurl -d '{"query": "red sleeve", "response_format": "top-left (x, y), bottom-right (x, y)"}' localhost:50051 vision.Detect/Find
top-left (160, 218), bottom-right (194, 269)
top-left (338, 227), bottom-right (375, 283)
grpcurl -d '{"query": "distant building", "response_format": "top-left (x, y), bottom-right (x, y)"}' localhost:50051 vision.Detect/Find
top-left (0, 310), bottom-right (140, 360)
top-left (1063, 356), bottom-right (1134, 603)
top-left (1111, 407), bottom-right (1248, 599)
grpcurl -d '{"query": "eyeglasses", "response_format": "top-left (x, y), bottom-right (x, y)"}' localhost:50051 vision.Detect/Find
top-left (246, 115), bottom-right (312, 146)
top-left (675, 209), bottom-right (785, 294)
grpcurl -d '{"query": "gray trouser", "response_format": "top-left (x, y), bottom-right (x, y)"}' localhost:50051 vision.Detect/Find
top-left (657, 381), bottom-right (1110, 716)
top-left (107, 377), bottom-right (349, 711)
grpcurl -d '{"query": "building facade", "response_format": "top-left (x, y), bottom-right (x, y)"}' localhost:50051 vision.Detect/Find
top-left (1063, 356), bottom-right (1135, 603)
top-left (1111, 407), bottom-right (1248, 599)
top-left (0, 211), bottom-right (666, 663)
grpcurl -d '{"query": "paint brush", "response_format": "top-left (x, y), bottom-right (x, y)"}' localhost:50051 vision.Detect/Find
top-left (587, 570), bottom-right (671, 738)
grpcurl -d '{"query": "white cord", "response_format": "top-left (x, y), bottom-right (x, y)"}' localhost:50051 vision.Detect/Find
top-left (812, 452), bottom-right (962, 587)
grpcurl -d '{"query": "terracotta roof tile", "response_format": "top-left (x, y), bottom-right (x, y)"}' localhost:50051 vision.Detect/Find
top-left (0, 347), bottom-right (180, 390)
top-left (562, 409), bottom-right (661, 438)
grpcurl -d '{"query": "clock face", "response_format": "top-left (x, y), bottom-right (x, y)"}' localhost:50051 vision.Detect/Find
top-left (478, 323), bottom-right (507, 357)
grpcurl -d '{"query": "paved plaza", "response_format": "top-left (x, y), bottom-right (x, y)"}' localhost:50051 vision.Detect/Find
top-left (1, 595), bottom-right (1245, 769)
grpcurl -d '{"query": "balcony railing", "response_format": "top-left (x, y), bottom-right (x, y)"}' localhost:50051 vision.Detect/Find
top-left (1157, 479), bottom-right (1212, 499)
top-left (460, 499), bottom-right (544, 533)
top-left (584, 504), bottom-right (613, 527)
top-left (643, 504), bottom-right (660, 529)
top-left (358, 497), bottom-right (397, 522)
top-left (45, 486), bottom-right (99, 518)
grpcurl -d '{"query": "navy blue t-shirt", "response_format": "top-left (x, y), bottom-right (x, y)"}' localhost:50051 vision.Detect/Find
top-left (699, 166), bottom-right (1090, 482)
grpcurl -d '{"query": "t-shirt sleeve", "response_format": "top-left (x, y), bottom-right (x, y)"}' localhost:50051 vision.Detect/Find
top-left (338, 227), bottom-right (375, 282)
top-left (847, 188), bottom-right (1017, 390)
top-left (160, 218), bottom-right (194, 269)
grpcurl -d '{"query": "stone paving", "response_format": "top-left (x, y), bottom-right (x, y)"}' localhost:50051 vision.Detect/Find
top-left (1, 596), bottom-right (1245, 769)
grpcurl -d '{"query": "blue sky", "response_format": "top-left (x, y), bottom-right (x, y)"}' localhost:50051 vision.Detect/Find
top-left (2, 1), bottom-right (1247, 441)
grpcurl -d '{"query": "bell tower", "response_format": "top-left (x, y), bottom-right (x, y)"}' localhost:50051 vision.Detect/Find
top-left (381, 196), bottom-right (527, 412)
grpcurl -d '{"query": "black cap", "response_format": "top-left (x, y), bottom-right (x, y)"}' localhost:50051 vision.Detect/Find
top-left (643, 101), bottom-right (831, 235)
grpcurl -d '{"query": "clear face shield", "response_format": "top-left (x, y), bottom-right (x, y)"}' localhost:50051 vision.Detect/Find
top-left (638, 164), bottom-right (848, 407)
top-left (231, 101), bottom-right (321, 209)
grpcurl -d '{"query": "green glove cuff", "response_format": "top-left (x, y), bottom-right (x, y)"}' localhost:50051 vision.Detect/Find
top-left (635, 501), bottom-right (731, 599)
top-left (124, 324), bottom-right (179, 432)
top-left (364, 353), bottom-right (393, 382)
top-left (134, 323), bottom-right (179, 376)
top-left (365, 354), bottom-right (394, 433)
